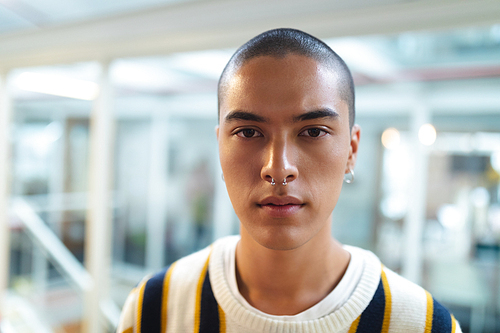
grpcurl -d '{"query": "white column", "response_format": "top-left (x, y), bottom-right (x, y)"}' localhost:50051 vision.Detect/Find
top-left (401, 103), bottom-right (430, 285)
top-left (145, 117), bottom-right (169, 270)
top-left (32, 244), bottom-right (48, 305)
top-left (0, 71), bottom-right (12, 311)
top-left (83, 61), bottom-right (114, 333)
top-left (48, 118), bottom-right (66, 237)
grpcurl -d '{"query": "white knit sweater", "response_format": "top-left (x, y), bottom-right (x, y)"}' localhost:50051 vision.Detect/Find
top-left (117, 236), bottom-right (461, 333)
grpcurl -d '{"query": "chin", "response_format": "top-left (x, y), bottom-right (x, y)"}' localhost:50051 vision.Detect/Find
top-left (251, 226), bottom-right (312, 251)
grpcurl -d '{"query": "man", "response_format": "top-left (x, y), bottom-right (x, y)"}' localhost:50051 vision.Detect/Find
top-left (117, 28), bottom-right (460, 333)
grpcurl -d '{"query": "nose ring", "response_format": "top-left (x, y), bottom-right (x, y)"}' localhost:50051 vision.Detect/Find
top-left (270, 178), bottom-right (287, 186)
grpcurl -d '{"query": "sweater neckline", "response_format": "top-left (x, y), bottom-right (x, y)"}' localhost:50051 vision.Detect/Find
top-left (209, 236), bottom-right (382, 332)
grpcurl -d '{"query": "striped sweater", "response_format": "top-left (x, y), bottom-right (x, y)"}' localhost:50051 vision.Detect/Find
top-left (117, 236), bottom-right (461, 333)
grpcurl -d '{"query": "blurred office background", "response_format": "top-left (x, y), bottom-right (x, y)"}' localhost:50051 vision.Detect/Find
top-left (0, 0), bottom-right (499, 332)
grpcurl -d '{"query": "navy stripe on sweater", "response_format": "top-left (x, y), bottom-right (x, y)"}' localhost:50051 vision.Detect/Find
top-left (355, 278), bottom-right (386, 333)
top-left (141, 268), bottom-right (168, 333)
top-left (432, 298), bottom-right (453, 333)
top-left (199, 269), bottom-right (221, 333)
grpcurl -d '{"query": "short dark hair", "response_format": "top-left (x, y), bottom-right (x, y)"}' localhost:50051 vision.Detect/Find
top-left (218, 28), bottom-right (355, 128)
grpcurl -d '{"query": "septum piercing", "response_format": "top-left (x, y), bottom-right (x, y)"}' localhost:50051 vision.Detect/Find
top-left (270, 178), bottom-right (287, 186)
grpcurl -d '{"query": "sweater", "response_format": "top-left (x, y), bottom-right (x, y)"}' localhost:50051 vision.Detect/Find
top-left (223, 237), bottom-right (365, 320)
top-left (117, 236), bottom-right (461, 333)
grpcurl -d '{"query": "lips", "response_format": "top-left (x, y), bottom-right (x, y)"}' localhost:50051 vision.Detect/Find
top-left (259, 196), bottom-right (303, 206)
top-left (258, 196), bottom-right (304, 218)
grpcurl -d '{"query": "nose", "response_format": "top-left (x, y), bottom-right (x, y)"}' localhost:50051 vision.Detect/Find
top-left (260, 138), bottom-right (298, 186)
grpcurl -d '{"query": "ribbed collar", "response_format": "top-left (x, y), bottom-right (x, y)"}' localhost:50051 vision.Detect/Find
top-left (209, 236), bottom-right (381, 333)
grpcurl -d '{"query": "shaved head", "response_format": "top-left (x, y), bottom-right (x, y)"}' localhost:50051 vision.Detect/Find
top-left (217, 28), bottom-right (355, 128)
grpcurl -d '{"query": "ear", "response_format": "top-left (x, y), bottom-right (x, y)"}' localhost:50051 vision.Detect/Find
top-left (215, 125), bottom-right (220, 141)
top-left (345, 124), bottom-right (361, 173)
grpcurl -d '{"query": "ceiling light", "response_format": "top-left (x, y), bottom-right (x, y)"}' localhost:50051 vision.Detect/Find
top-left (418, 124), bottom-right (436, 146)
top-left (327, 38), bottom-right (397, 77)
top-left (381, 128), bottom-right (400, 150)
top-left (15, 72), bottom-right (99, 100)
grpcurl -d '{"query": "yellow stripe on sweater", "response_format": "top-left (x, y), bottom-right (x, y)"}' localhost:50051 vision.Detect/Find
top-left (451, 314), bottom-right (457, 333)
top-left (425, 291), bottom-right (434, 333)
top-left (136, 281), bottom-right (147, 333)
top-left (122, 328), bottom-right (133, 333)
top-left (161, 262), bottom-right (177, 333)
top-left (381, 265), bottom-right (392, 333)
top-left (194, 250), bottom-right (212, 333)
top-left (218, 304), bottom-right (226, 333)
top-left (348, 315), bottom-right (361, 333)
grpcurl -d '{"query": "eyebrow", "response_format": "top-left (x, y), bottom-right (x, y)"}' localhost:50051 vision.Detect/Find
top-left (292, 108), bottom-right (339, 122)
top-left (223, 108), bottom-right (339, 124)
top-left (224, 111), bottom-right (268, 123)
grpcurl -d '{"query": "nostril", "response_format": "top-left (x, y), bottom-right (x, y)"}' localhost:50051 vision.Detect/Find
top-left (282, 175), bottom-right (296, 186)
top-left (264, 175), bottom-right (276, 185)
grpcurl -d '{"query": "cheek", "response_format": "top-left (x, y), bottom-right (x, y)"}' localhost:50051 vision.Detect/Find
top-left (301, 142), bottom-right (348, 200)
top-left (302, 141), bottom-right (349, 174)
top-left (219, 139), bottom-right (260, 204)
top-left (219, 143), bottom-right (240, 192)
top-left (220, 140), bottom-right (254, 177)
top-left (219, 148), bottom-right (244, 210)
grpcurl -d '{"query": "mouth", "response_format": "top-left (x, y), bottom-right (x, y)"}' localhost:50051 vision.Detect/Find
top-left (259, 196), bottom-right (303, 206)
top-left (258, 196), bottom-right (304, 218)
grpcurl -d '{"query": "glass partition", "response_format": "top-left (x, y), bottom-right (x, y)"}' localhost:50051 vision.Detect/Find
top-left (2, 25), bottom-right (500, 332)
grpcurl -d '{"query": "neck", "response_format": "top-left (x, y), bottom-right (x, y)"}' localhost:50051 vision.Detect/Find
top-left (235, 224), bottom-right (350, 315)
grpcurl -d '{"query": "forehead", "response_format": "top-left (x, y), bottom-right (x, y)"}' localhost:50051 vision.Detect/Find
top-left (220, 54), bottom-right (344, 120)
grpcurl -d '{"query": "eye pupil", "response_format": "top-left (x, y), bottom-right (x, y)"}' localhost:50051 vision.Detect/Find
top-left (308, 128), bottom-right (321, 137)
top-left (243, 129), bottom-right (255, 137)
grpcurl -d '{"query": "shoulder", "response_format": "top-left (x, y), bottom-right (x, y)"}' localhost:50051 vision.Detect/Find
top-left (382, 266), bottom-right (461, 333)
top-left (115, 245), bottom-right (211, 333)
top-left (344, 246), bottom-right (461, 333)
top-left (116, 236), bottom-right (237, 333)
top-left (116, 285), bottom-right (139, 333)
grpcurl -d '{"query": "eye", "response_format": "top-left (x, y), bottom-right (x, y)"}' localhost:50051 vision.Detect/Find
top-left (299, 128), bottom-right (327, 138)
top-left (235, 128), bottom-right (262, 138)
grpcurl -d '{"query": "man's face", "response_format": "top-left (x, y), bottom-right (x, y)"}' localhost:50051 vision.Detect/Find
top-left (217, 54), bottom-right (360, 251)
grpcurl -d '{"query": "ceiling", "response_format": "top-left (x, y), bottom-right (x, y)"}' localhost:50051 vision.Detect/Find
top-left (0, 0), bottom-right (183, 34)
top-left (0, 0), bottom-right (499, 69)
top-left (2, 0), bottom-right (499, 121)
top-left (8, 26), bottom-right (500, 95)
